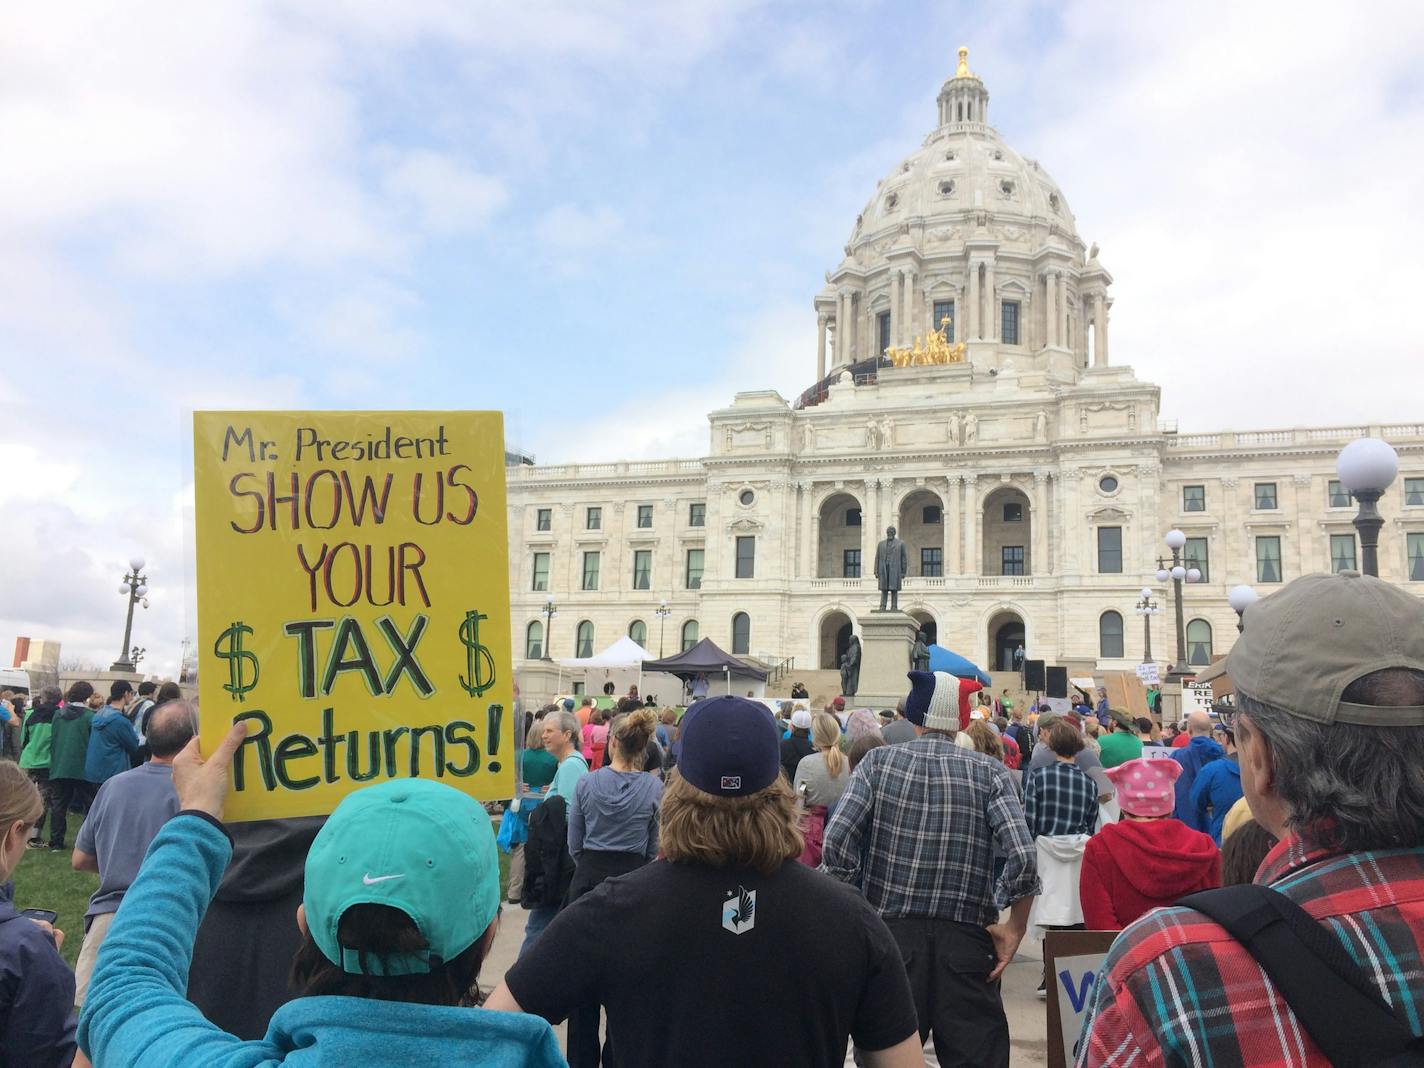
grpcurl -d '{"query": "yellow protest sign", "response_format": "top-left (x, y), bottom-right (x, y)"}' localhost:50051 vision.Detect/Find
top-left (193, 412), bottom-right (514, 821)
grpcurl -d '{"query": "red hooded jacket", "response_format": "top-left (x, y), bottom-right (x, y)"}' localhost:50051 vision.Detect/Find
top-left (1079, 817), bottom-right (1220, 931)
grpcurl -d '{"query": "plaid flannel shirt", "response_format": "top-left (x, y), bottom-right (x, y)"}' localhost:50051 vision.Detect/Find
top-left (1023, 761), bottom-right (1100, 839)
top-left (820, 733), bottom-right (1040, 925)
top-left (1076, 835), bottom-right (1424, 1067)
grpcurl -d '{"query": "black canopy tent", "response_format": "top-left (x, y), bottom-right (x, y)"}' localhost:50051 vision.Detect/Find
top-left (641, 638), bottom-right (767, 698)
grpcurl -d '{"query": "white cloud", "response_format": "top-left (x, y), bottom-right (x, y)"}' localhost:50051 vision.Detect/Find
top-left (533, 203), bottom-right (625, 254)
top-left (381, 149), bottom-right (507, 235)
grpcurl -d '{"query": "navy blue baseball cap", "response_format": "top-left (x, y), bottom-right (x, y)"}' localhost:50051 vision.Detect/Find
top-left (673, 696), bottom-right (780, 797)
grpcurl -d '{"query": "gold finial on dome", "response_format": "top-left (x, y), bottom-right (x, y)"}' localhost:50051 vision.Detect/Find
top-left (955, 46), bottom-right (973, 79)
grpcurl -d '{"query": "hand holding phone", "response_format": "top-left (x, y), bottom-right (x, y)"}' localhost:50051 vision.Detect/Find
top-left (20, 910), bottom-right (63, 950)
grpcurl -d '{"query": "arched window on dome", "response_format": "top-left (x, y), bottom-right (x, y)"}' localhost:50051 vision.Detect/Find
top-left (681, 620), bottom-right (699, 652)
top-left (1187, 619), bottom-right (1213, 666)
top-left (1099, 611), bottom-right (1124, 659)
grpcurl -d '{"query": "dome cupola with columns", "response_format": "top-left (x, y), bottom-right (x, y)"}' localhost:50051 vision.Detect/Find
top-left (808, 47), bottom-right (1114, 398)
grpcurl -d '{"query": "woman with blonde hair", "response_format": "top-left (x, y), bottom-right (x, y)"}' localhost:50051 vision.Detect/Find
top-left (562, 706), bottom-right (662, 1066)
top-left (499, 718), bottom-right (559, 905)
top-left (489, 695), bottom-right (923, 1068)
top-left (0, 760), bottom-right (79, 1066)
top-left (794, 712), bottom-right (851, 866)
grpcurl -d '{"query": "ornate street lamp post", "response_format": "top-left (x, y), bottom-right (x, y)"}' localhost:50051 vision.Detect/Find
top-left (654, 599), bottom-right (672, 657)
top-left (1156, 530), bottom-right (1202, 677)
top-left (110, 557), bottom-right (150, 672)
top-left (1134, 587), bottom-right (1160, 665)
top-left (541, 598), bottom-right (558, 661)
top-left (1336, 437), bottom-right (1399, 577)
top-left (1227, 584), bottom-right (1259, 634)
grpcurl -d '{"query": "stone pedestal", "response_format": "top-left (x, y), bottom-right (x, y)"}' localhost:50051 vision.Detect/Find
top-left (854, 611), bottom-right (919, 709)
top-left (514, 660), bottom-right (567, 710)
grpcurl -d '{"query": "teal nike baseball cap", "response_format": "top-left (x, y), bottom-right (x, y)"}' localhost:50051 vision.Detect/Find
top-left (303, 779), bottom-right (501, 976)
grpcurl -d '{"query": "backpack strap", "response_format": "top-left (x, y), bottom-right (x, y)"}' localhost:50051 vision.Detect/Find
top-left (1178, 884), bottom-right (1424, 1066)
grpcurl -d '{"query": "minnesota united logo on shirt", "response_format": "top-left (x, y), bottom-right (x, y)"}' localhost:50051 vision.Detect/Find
top-left (721, 885), bottom-right (756, 934)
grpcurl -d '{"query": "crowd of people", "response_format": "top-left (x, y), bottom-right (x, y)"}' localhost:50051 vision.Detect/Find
top-left (1, 569), bottom-right (1422, 1065)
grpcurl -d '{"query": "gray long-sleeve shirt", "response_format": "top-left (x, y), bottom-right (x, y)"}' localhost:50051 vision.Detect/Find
top-left (568, 767), bottom-right (662, 860)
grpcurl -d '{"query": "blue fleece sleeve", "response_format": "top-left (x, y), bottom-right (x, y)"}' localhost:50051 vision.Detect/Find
top-left (78, 813), bottom-right (282, 1068)
top-left (1188, 763), bottom-right (1213, 833)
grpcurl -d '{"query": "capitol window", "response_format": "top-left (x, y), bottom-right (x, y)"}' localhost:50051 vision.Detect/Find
top-left (632, 549), bottom-right (652, 590)
top-left (525, 621), bottom-right (543, 660)
top-left (685, 549), bottom-right (704, 589)
top-left (738, 489), bottom-right (755, 507)
top-left (923, 505), bottom-right (942, 524)
top-left (1330, 534), bottom-right (1357, 574)
top-left (1098, 475), bottom-right (1119, 494)
top-left (536, 508), bottom-right (552, 531)
top-left (1001, 301), bottom-right (1020, 345)
top-left (1253, 483), bottom-right (1278, 510)
top-left (586, 506), bottom-right (602, 530)
top-left (689, 502), bottom-right (706, 526)
top-left (885, 193), bottom-right (899, 210)
top-left (1408, 534), bottom-right (1424, 580)
top-left (843, 549), bottom-right (861, 578)
top-left (582, 551), bottom-right (601, 590)
top-left (1099, 611), bottom-right (1124, 659)
top-left (1183, 485), bottom-right (1206, 512)
top-left (939, 180), bottom-right (954, 196)
top-left (999, 178), bottom-right (1014, 197)
top-left (576, 621), bottom-right (594, 659)
top-left (846, 508), bottom-right (862, 526)
top-left (1256, 536), bottom-right (1282, 583)
top-left (1406, 478), bottom-right (1424, 506)
top-left (628, 620), bottom-right (647, 646)
top-left (1184, 537), bottom-right (1210, 582)
top-left (933, 300), bottom-right (955, 340)
top-left (1097, 526), bottom-right (1123, 573)
top-left (921, 547), bottom-right (943, 577)
top-left (735, 536), bottom-right (756, 578)
top-left (1327, 480), bottom-right (1352, 508)
top-left (732, 613), bottom-right (751, 655)
top-left (1003, 501), bottom-right (1023, 522)
top-left (531, 552), bottom-right (550, 592)
top-left (637, 504), bottom-right (653, 528)
top-left (681, 620), bottom-right (700, 651)
top-left (1186, 620), bottom-right (1213, 665)
top-left (1001, 545), bottom-right (1025, 576)
top-left (877, 312), bottom-right (891, 355)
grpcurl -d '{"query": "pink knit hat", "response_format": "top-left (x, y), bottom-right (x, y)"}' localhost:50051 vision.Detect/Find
top-left (1105, 757), bottom-right (1181, 818)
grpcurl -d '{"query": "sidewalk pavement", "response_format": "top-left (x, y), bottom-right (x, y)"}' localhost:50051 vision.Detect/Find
top-left (483, 904), bottom-right (1050, 1066)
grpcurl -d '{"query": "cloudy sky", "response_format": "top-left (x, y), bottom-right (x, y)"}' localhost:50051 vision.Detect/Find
top-left (4, 0), bottom-right (1423, 677)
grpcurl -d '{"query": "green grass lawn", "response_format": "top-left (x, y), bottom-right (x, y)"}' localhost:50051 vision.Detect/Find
top-left (10, 831), bottom-right (511, 971)
top-left (11, 846), bottom-right (97, 967)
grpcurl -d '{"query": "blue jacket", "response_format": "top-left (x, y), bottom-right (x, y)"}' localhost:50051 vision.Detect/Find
top-left (1171, 736), bottom-right (1225, 822)
top-left (79, 813), bottom-right (567, 1067)
top-left (0, 899), bottom-right (77, 1067)
top-left (1190, 756), bottom-right (1243, 842)
top-left (84, 707), bottom-right (140, 784)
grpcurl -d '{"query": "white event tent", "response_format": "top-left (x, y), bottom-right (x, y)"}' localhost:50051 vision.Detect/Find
top-left (557, 636), bottom-right (681, 704)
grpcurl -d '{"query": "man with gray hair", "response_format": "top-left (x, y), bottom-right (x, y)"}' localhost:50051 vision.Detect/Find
top-left (1077, 572), bottom-right (1424, 1066)
top-left (71, 699), bottom-right (196, 1004)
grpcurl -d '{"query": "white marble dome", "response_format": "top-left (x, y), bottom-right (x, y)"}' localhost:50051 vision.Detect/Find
top-left (840, 49), bottom-right (1083, 269)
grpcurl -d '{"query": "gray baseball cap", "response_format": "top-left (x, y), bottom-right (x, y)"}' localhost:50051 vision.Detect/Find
top-left (1196, 571), bottom-right (1424, 726)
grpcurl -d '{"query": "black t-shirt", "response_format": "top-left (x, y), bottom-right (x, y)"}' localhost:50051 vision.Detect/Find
top-left (505, 858), bottom-right (917, 1067)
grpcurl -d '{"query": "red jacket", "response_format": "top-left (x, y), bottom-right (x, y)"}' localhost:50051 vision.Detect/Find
top-left (1080, 817), bottom-right (1219, 931)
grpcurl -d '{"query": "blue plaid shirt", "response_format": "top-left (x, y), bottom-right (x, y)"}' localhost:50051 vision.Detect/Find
top-left (821, 733), bottom-right (1040, 926)
top-left (1022, 761), bottom-right (1099, 839)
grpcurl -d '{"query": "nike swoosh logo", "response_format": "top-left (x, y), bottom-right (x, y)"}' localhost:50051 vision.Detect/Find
top-left (362, 872), bottom-right (406, 886)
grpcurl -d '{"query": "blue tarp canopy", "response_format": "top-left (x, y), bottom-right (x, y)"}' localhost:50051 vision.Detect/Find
top-left (927, 645), bottom-right (992, 685)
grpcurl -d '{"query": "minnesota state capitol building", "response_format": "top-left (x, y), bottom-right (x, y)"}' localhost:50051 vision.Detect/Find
top-left (507, 49), bottom-right (1424, 688)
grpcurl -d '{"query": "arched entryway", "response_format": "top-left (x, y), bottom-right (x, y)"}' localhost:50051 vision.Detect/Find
top-left (907, 609), bottom-right (938, 648)
top-left (981, 486), bottom-right (1032, 576)
top-left (817, 492), bottom-right (864, 578)
top-left (897, 489), bottom-right (946, 577)
top-left (987, 609), bottom-right (1025, 672)
top-left (819, 610), bottom-right (854, 669)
